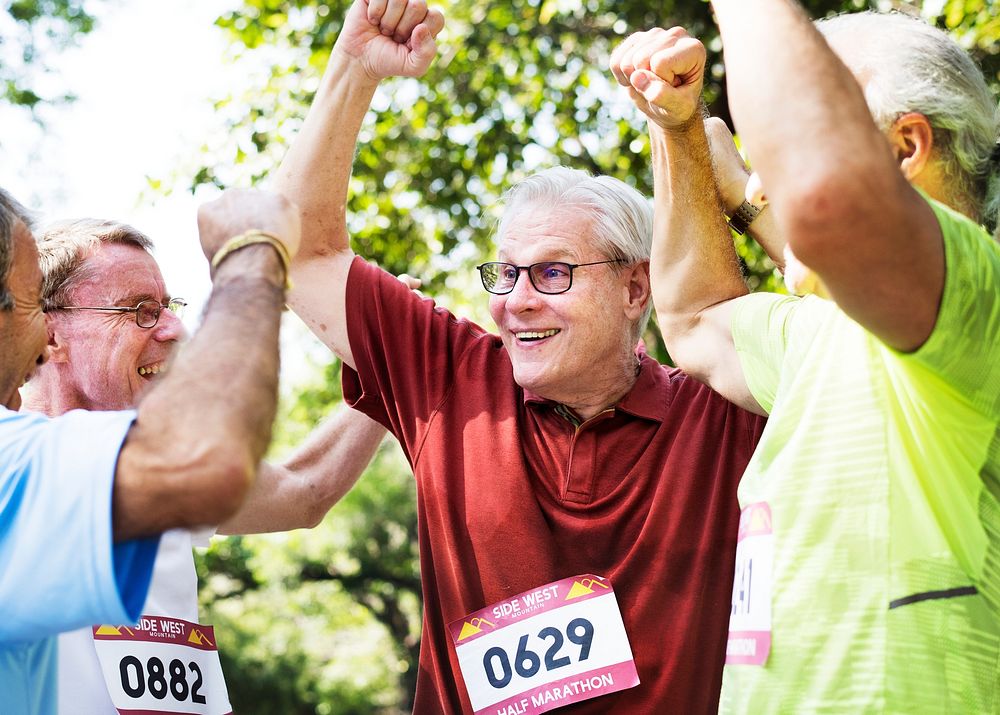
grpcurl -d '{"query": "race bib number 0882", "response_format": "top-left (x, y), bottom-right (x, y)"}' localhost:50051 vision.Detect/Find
top-left (93, 615), bottom-right (232, 715)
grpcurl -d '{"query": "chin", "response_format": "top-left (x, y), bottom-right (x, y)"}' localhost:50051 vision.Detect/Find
top-left (510, 365), bottom-right (538, 391)
top-left (511, 367), bottom-right (556, 398)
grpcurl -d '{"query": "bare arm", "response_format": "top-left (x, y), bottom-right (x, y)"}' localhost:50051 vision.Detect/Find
top-left (610, 28), bottom-right (763, 414)
top-left (218, 406), bottom-right (385, 534)
top-left (712, 0), bottom-right (944, 351)
top-left (278, 0), bottom-right (444, 370)
top-left (112, 190), bottom-right (300, 541)
top-left (704, 118), bottom-right (784, 271)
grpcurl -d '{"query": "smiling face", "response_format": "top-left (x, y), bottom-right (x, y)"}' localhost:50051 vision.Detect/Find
top-left (42, 242), bottom-right (186, 411)
top-left (488, 203), bottom-right (648, 416)
top-left (0, 221), bottom-right (48, 410)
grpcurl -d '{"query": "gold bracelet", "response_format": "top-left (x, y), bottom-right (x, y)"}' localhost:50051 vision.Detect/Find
top-left (210, 230), bottom-right (292, 291)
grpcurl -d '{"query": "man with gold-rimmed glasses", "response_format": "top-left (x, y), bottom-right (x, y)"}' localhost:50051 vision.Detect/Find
top-left (15, 216), bottom-right (391, 713)
top-left (0, 186), bottom-right (301, 713)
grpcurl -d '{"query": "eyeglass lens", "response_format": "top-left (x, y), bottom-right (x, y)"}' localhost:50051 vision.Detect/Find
top-left (481, 262), bottom-right (573, 294)
top-left (135, 300), bottom-right (184, 328)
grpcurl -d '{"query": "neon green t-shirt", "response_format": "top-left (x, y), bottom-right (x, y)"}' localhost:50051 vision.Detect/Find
top-left (722, 198), bottom-right (1000, 713)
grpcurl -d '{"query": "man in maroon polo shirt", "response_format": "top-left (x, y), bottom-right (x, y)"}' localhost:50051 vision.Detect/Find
top-left (275, 1), bottom-right (765, 712)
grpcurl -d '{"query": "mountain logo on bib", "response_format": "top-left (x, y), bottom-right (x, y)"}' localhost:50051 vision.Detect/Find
top-left (457, 617), bottom-right (497, 641)
top-left (188, 628), bottom-right (214, 647)
top-left (566, 577), bottom-right (609, 600)
top-left (738, 502), bottom-right (773, 540)
top-left (94, 625), bottom-right (135, 637)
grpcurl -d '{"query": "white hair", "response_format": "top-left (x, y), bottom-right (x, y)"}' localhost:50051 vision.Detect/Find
top-left (818, 11), bottom-right (1000, 230)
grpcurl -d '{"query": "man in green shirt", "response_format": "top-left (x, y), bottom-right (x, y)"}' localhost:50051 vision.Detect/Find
top-left (610, 5), bottom-right (999, 712)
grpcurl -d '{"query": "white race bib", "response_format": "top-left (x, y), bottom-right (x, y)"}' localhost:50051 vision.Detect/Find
top-left (92, 615), bottom-right (232, 714)
top-left (726, 502), bottom-right (773, 666)
top-left (449, 574), bottom-right (639, 715)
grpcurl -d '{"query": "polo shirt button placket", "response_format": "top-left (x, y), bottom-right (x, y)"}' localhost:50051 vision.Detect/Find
top-left (563, 410), bottom-right (615, 504)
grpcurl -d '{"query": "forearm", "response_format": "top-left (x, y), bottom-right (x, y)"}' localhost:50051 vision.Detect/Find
top-left (710, 161), bottom-right (785, 271)
top-left (711, 0), bottom-right (944, 349)
top-left (650, 120), bottom-right (747, 348)
top-left (219, 406), bottom-right (386, 534)
top-left (711, 0), bottom-right (899, 246)
top-left (113, 247), bottom-right (286, 540)
top-left (277, 49), bottom-right (374, 368)
top-left (274, 49), bottom-right (378, 257)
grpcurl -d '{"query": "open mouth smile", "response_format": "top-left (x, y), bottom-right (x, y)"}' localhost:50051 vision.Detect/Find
top-left (515, 329), bottom-right (560, 342)
top-left (137, 361), bottom-right (167, 378)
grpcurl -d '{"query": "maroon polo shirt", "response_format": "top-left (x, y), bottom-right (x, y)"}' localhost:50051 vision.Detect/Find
top-left (343, 257), bottom-right (765, 714)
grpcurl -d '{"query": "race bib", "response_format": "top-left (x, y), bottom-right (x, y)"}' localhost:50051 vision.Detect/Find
top-left (726, 502), bottom-right (773, 666)
top-left (449, 574), bottom-right (639, 715)
top-left (92, 615), bottom-right (232, 714)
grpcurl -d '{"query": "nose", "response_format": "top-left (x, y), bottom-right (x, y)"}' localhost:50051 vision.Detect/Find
top-left (154, 307), bottom-right (189, 342)
top-left (502, 269), bottom-right (543, 313)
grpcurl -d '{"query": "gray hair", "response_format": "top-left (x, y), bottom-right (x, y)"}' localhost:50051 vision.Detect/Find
top-left (496, 166), bottom-right (654, 339)
top-left (37, 219), bottom-right (154, 311)
top-left (0, 188), bottom-right (36, 312)
top-left (817, 11), bottom-right (1000, 230)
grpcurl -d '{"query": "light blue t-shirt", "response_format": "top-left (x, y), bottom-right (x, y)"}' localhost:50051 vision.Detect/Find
top-left (0, 407), bottom-right (159, 714)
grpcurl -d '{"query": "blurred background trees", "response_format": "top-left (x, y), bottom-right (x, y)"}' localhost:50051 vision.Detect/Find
top-left (1, 0), bottom-right (95, 112)
top-left (6, 0), bottom-right (995, 711)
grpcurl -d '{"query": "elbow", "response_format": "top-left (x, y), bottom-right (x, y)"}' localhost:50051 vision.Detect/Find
top-left (296, 481), bottom-right (345, 530)
top-left (299, 507), bottom-right (327, 530)
top-left (184, 448), bottom-right (257, 527)
top-left (777, 172), bottom-right (880, 269)
top-left (653, 315), bottom-right (703, 376)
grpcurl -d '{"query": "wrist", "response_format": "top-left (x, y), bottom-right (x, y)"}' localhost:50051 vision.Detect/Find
top-left (648, 112), bottom-right (703, 138)
top-left (327, 45), bottom-right (383, 89)
top-left (211, 231), bottom-right (292, 292)
top-left (726, 199), bottom-right (765, 235)
top-left (212, 245), bottom-right (289, 293)
top-left (718, 175), bottom-right (750, 214)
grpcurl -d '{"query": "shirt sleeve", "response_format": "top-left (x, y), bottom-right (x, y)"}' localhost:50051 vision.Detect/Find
top-left (341, 256), bottom-right (497, 459)
top-left (731, 293), bottom-right (831, 414)
top-left (900, 198), bottom-right (1000, 417)
top-left (0, 408), bottom-right (159, 642)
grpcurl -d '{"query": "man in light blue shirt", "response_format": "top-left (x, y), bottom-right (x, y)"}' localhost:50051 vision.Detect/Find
top-left (0, 408), bottom-right (156, 713)
top-left (0, 185), bottom-right (301, 713)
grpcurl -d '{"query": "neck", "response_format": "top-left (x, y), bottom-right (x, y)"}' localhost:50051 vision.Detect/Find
top-left (557, 354), bottom-right (641, 421)
top-left (913, 161), bottom-right (979, 223)
top-left (22, 366), bottom-right (80, 418)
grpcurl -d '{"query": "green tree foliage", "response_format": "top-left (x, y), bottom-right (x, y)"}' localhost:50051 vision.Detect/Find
top-left (1, 0), bottom-right (96, 111)
top-left (191, 1), bottom-right (999, 710)
top-left (197, 361), bottom-right (422, 713)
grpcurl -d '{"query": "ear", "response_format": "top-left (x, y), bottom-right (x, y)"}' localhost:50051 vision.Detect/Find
top-left (46, 316), bottom-right (70, 364)
top-left (887, 112), bottom-right (934, 182)
top-left (623, 260), bottom-right (651, 322)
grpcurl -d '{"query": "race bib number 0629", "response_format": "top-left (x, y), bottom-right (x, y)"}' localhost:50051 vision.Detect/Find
top-left (449, 574), bottom-right (639, 715)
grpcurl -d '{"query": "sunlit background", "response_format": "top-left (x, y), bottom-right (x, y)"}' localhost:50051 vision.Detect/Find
top-left (2, 0), bottom-right (996, 711)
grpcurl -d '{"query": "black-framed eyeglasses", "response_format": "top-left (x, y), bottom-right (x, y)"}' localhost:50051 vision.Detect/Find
top-left (49, 299), bottom-right (187, 329)
top-left (475, 260), bottom-right (624, 295)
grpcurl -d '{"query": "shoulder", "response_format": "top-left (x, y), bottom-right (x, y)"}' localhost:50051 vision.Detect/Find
top-left (1, 408), bottom-right (136, 487)
top-left (634, 358), bottom-right (760, 418)
top-left (347, 256), bottom-right (496, 343)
